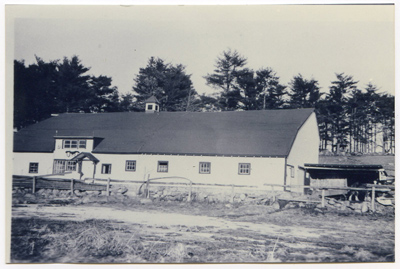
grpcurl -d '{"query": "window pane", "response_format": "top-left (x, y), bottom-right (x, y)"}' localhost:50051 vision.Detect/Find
top-left (102, 164), bottom-right (112, 174)
top-left (126, 161), bottom-right (136, 171)
top-left (29, 163), bottom-right (38, 173)
top-left (70, 140), bottom-right (78, 148)
top-left (199, 162), bottom-right (211, 174)
top-left (66, 161), bottom-right (76, 171)
top-left (158, 161), bottom-right (168, 172)
top-left (53, 160), bottom-right (65, 174)
top-left (239, 163), bottom-right (250, 175)
top-left (78, 140), bottom-right (86, 149)
top-left (64, 140), bottom-right (71, 148)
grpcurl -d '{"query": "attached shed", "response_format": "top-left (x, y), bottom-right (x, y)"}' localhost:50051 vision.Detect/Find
top-left (303, 163), bottom-right (388, 187)
top-left (13, 109), bottom-right (319, 189)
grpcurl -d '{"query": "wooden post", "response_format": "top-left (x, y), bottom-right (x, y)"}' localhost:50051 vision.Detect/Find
top-left (32, 176), bottom-right (36, 194)
top-left (321, 189), bottom-right (326, 207)
top-left (107, 178), bottom-right (111, 196)
top-left (70, 178), bottom-right (74, 194)
top-left (230, 184), bottom-right (235, 203)
top-left (146, 174), bottom-right (150, 198)
top-left (371, 186), bottom-right (376, 212)
top-left (187, 182), bottom-right (192, 202)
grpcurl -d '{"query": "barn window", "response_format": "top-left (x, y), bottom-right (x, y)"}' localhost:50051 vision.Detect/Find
top-left (126, 160), bottom-right (136, 171)
top-left (78, 140), bottom-right (87, 149)
top-left (238, 163), bottom-right (251, 175)
top-left (66, 161), bottom-right (77, 171)
top-left (199, 162), bottom-right (211, 174)
top-left (63, 139), bottom-right (86, 149)
top-left (29, 162), bottom-right (39, 173)
top-left (102, 164), bottom-right (112, 174)
top-left (158, 161), bottom-right (168, 172)
top-left (53, 160), bottom-right (77, 174)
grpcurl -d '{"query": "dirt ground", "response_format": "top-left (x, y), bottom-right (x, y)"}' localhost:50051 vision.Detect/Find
top-left (10, 200), bottom-right (395, 263)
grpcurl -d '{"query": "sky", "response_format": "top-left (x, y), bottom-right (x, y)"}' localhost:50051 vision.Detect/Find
top-left (7, 4), bottom-right (395, 97)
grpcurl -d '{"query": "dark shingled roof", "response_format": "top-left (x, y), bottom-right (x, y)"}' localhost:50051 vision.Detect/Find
top-left (145, 96), bottom-right (159, 103)
top-left (13, 109), bottom-right (315, 157)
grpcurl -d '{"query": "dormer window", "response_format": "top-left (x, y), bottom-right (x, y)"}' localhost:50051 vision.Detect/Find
top-left (63, 139), bottom-right (86, 149)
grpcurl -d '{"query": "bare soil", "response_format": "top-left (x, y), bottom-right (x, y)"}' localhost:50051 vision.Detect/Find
top-left (11, 200), bottom-right (395, 263)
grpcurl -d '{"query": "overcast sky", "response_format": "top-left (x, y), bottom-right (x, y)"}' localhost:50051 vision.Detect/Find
top-left (8, 4), bottom-right (395, 96)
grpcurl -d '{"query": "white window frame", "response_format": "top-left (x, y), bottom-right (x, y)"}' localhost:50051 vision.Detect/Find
top-left (125, 160), bottom-right (136, 172)
top-left (29, 162), bottom-right (39, 173)
top-left (63, 139), bottom-right (86, 149)
top-left (199, 162), bottom-right (211, 174)
top-left (53, 160), bottom-right (77, 174)
top-left (238, 163), bottom-right (251, 175)
top-left (157, 161), bottom-right (168, 173)
top-left (102, 164), bottom-right (112, 174)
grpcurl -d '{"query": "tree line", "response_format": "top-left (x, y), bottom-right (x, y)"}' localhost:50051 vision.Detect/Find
top-left (14, 50), bottom-right (394, 154)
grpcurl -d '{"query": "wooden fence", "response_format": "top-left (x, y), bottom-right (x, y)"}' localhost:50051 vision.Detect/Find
top-left (13, 175), bottom-right (109, 195)
top-left (264, 183), bottom-right (395, 212)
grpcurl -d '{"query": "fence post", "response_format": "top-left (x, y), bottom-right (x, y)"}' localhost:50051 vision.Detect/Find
top-left (107, 178), bottom-right (111, 196)
top-left (230, 184), bottom-right (235, 203)
top-left (321, 189), bottom-right (326, 207)
top-left (187, 181), bottom-right (192, 202)
top-left (371, 186), bottom-right (376, 212)
top-left (146, 174), bottom-right (150, 198)
top-left (70, 178), bottom-right (74, 194)
top-left (32, 176), bottom-right (36, 194)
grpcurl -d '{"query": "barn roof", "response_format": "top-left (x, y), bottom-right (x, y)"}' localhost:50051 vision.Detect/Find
top-left (13, 109), bottom-right (315, 157)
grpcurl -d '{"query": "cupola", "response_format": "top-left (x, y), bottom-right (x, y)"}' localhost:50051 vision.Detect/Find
top-left (145, 96), bottom-right (160, 113)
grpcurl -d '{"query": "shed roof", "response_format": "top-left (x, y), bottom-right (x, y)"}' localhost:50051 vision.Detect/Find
top-left (13, 109), bottom-right (315, 157)
top-left (304, 163), bottom-right (384, 170)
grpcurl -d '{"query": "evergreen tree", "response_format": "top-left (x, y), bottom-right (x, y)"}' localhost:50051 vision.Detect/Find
top-left (288, 74), bottom-right (321, 108)
top-left (14, 56), bottom-right (120, 129)
top-left (204, 49), bottom-right (247, 110)
top-left (132, 57), bottom-right (196, 111)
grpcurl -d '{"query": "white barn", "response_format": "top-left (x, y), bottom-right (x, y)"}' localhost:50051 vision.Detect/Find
top-left (13, 107), bottom-right (319, 190)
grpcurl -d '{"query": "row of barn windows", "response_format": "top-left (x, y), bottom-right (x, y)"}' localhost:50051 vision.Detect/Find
top-left (28, 161), bottom-right (252, 175)
top-left (101, 161), bottom-right (251, 175)
top-left (63, 139), bottom-right (87, 149)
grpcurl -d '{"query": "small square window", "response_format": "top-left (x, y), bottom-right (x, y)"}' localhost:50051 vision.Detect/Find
top-left (63, 140), bottom-right (71, 148)
top-left (70, 140), bottom-right (78, 148)
top-left (102, 164), bottom-right (112, 174)
top-left (158, 161), bottom-right (168, 172)
top-left (238, 163), bottom-right (251, 175)
top-left (78, 140), bottom-right (87, 149)
top-left (29, 162), bottom-right (39, 173)
top-left (126, 160), bottom-right (136, 171)
top-left (199, 162), bottom-right (211, 174)
top-left (147, 104), bottom-right (153, 110)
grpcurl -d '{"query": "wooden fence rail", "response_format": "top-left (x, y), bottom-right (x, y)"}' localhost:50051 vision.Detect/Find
top-left (264, 183), bottom-right (395, 212)
top-left (13, 176), bottom-right (109, 194)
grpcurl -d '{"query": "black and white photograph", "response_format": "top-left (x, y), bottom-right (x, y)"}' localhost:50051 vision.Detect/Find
top-left (4, 1), bottom-right (396, 265)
